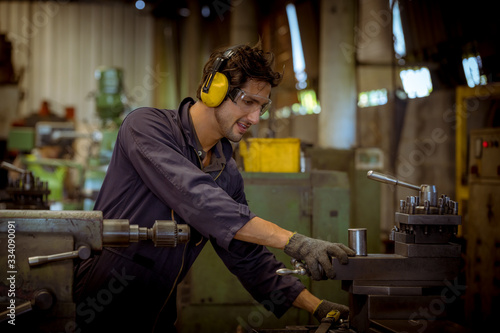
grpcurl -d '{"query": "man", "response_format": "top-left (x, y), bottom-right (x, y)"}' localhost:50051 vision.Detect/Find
top-left (74, 43), bottom-right (355, 332)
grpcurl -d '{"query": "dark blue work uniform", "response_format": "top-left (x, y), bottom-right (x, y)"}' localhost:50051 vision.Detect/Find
top-left (73, 98), bottom-right (305, 332)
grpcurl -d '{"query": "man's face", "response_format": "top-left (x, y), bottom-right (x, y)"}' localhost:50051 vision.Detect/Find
top-left (214, 79), bottom-right (272, 142)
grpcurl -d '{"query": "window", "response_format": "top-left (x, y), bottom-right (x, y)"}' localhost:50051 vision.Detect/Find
top-left (286, 3), bottom-right (307, 90)
top-left (462, 55), bottom-right (487, 88)
top-left (358, 89), bottom-right (388, 108)
top-left (268, 89), bottom-right (320, 119)
top-left (399, 67), bottom-right (433, 98)
top-left (391, 0), bottom-right (406, 61)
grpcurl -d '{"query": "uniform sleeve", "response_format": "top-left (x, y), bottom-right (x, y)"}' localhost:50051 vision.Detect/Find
top-left (119, 108), bottom-right (254, 251)
top-left (211, 238), bottom-right (306, 318)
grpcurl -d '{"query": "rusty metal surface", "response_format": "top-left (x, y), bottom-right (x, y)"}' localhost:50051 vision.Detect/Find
top-left (0, 210), bottom-right (103, 250)
top-left (0, 209), bottom-right (101, 219)
top-left (0, 232), bottom-right (75, 329)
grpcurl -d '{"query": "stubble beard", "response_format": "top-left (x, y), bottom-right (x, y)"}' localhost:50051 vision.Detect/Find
top-left (214, 107), bottom-right (244, 142)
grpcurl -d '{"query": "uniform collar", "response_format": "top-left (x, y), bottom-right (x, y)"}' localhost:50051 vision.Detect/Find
top-left (177, 98), bottom-right (232, 170)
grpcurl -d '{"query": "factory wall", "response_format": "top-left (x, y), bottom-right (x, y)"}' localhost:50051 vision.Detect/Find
top-left (0, 0), bottom-right (472, 239)
top-left (0, 1), bottom-right (155, 126)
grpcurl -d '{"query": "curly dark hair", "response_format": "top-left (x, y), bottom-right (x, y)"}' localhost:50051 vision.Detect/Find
top-left (196, 42), bottom-right (283, 100)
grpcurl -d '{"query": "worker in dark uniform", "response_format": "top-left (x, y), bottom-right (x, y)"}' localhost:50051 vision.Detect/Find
top-left (73, 43), bottom-right (355, 333)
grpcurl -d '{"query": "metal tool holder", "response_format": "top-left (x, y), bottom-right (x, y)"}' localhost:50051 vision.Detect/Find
top-left (367, 170), bottom-right (462, 259)
top-left (327, 171), bottom-right (464, 333)
top-left (1, 162), bottom-right (51, 210)
top-left (271, 172), bottom-right (465, 332)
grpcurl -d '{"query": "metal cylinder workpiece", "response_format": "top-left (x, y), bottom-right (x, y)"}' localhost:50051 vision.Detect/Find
top-left (419, 184), bottom-right (437, 207)
top-left (348, 228), bottom-right (367, 256)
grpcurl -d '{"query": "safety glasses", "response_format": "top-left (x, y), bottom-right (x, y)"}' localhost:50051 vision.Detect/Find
top-left (228, 88), bottom-right (272, 116)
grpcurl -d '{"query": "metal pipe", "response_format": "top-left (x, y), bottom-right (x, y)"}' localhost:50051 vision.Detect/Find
top-left (1, 161), bottom-right (27, 174)
top-left (367, 170), bottom-right (421, 191)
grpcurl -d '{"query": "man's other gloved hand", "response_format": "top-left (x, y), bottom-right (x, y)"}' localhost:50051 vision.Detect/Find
top-left (284, 233), bottom-right (356, 280)
top-left (313, 300), bottom-right (349, 322)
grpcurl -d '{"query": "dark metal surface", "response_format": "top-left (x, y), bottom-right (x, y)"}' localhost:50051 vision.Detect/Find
top-left (255, 325), bottom-right (355, 333)
top-left (394, 242), bottom-right (462, 258)
top-left (0, 232), bottom-right (75, 330)
top-left (393, 227), bottom-right (458, 244)
top-left (395, 213), bottom-right (461, 226)
top-left (369, 319), bottom-right (472, 333)
top-left (0, 162), bottom-right (51, 210)
top-left (0, 209), bottom-right (190, 332)
top-left (351, 285), bottom-right (424, 296)
top-left (331, 255), bottom-right (461, 281)
top-left (364, 295), bottom-right (450, 319)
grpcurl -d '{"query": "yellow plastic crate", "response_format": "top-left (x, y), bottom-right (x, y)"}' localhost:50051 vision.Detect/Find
top-left (240, 138), bottom-right (301, 172)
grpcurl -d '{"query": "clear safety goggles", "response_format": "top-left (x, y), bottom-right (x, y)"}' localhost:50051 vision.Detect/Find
top-left (228, 88), bottom-right (272, 116)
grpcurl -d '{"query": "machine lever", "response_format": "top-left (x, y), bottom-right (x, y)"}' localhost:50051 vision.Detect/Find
top-left (276, 258), bottom-right (308, 276)
top-left (0, 299), bottom-right (32, 323)
top-left (28, 245), bottom-right (91, 267)
top-left (1, 161), bottom-right (27, 174)
top-left (367, 170), bottom-right (438, 207)
top-left (276, 268), bottom-right (307, 275)
top-left (367, 170), bottom-right (421, 191)
top-left (276, 267), bottom-right (308, 276)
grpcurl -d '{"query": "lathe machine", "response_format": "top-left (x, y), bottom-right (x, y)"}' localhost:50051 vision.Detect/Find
top-left (0, 210), bottom-right (189, 332)
top-left (1, 170), bottom-right (468, 332)
top-left (272, 171), bottom-right (468, 333)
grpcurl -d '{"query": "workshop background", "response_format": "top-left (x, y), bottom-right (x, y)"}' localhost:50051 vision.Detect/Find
top-left (0, 0), bottom-right (499, 332)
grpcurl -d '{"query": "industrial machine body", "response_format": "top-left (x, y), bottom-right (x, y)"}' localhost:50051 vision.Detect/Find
top-left (0, 169), bottom-right (470, 332)
top-left (465, 127), bottom-right (500, 326)
top-left (0, 210), bottom-right (189, 331)
top-left (270, 171), bottom-right (465, 333)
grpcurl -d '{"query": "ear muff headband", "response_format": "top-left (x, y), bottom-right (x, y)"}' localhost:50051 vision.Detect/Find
top-left (201, 48), bottom-right (235, 107)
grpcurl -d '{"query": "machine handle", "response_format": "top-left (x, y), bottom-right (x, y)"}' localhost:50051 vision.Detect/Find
top-left (0, 299), bottom-right (32, 322)
top-left (28, 245), bottom-right (91, 267)
top-left (276, 267), bottom-right (308, 276)
top-left (276, 258), bottom-right (308, 276)
top-left (1, 161), bottom-right (27, 174)
top-left (367, 170), bottom-right (421, 191)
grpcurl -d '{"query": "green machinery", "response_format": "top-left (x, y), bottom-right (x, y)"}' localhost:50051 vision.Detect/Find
top-left (4, 67), bottom-right (127, 210)
top-left (94, 66), bottom-right (126, 128)
top-left (82, 67), bottom-right (127, 210)
top-left (177, 170), bottom-right (351, 332)
top-left (81, 67), bottom-right (126, 209)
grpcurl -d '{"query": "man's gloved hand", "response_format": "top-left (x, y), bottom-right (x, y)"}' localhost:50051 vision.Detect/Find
top-left (284, 233), bottom-right (355, 280)
top-left (313, 300), bottom-right (349, 322)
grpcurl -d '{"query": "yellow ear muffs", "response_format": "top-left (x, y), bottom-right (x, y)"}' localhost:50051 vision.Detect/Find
top-left (201, 72), bottom-right (229, 108)
top-left (200, 48), bottom-right (236, 108)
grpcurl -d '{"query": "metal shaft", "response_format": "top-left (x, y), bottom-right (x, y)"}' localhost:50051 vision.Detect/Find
top-left (1, 161), bottom-right (26, 174)
top-left (367, 170), bottom-right (421, 191)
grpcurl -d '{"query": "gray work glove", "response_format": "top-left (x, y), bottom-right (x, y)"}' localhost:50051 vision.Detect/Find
top-left (313, 299), bottom-right (350, 322)
top-left (284, 233), bottom-right (355, 280)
